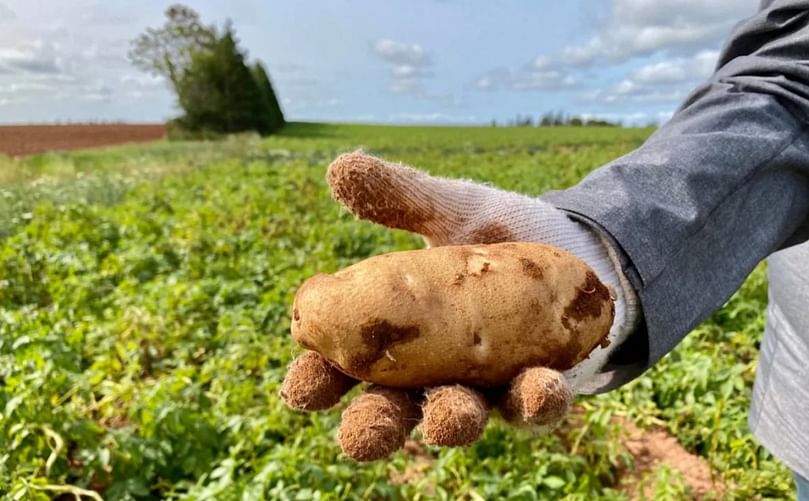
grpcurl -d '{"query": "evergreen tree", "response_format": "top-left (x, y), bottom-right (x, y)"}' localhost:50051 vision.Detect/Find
top-left (252, 62), bottom-right (286, 134)
top-left (176, 29), bottom-right (265, 133)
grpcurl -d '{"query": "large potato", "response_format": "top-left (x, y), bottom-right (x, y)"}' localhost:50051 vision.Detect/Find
top-left (291, 242), bottom-right (614, 388)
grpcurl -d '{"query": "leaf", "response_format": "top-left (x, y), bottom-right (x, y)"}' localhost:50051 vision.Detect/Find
top-left (542, 476), bottom-right (566, 490)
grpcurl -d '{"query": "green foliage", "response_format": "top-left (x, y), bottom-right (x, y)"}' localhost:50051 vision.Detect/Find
top-left (128, 4), bottom-right (217, 89)
top-left (252, 62), bottom-right (286, 135)
top-left (0, 123), bottom-right (792, 499)
top-left (175, 29), bottom-right (266, 135)
top-left (130, 5), bottom-right (285, 138)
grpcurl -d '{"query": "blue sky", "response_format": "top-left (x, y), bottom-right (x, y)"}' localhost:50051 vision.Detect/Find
top-left (0, 0), bottom-right (759, 125)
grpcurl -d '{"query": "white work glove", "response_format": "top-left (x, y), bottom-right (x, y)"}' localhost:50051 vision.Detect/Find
top-left (282, 151), bottom-right (640, 461)
top-left (327, 151), bottom-right (639, 394)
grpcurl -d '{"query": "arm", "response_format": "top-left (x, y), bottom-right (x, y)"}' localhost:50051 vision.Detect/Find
top-left (542, 0), bottom-right (809, 392)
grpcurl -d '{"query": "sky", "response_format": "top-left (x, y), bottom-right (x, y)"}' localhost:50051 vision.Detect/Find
top-left (0, 0), bottom-right (761, 126)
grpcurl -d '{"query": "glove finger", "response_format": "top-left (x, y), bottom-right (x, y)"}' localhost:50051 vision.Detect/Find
top-left (497, 366), bottom-right (572, 431)
top-left (337, 385), bottom-right (422, 462)
top-left (280, 351), bottom-right (359, 411)
top-left (327, 151), bottom-right (509, 246)
top-left (421, 385), bottom-right (489, 447)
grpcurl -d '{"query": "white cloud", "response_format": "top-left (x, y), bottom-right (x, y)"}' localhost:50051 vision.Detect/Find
top-left (373, 39), bottom-right (430, 66)
top-left (392, 64), bottom-right (423, 78)
top-left (0, 81), bottom-right (53, 97)
top-left (515, 71), bottom-right (577, 90)
top-left (0, 41), bottom-right (64, 75)
top-left (560, 0), bottom-right (757, 65)
top-left (119, 73), bottom-right (167, 99)
top-left (268, 62), bottom-right (320, 91)
top-left (492, 0), bottom-right (755, 111)
top-left (372, 38), bottom-right (434, 96)
top-left (583, 49), bottom-right (719, 106)
top-left (477, 77), bottom-right (493, 90)
top-left (389, 79), bottom-right (421, 95)
top-left (630, 50), bottom-right (718, 85)
top-left (269, 61), bottom-right (351, 117)
top-left (0, 2), bottom-right (14, 21)
top-left (0, 3), bottom-right (182, 121)
top-left (582, 85), bottom-right (686, 105)
top-left (614, 0), bottom-right (753, 28)
top-left (0, 6), bottom-right (155, 120)
top-left (80, 82), bottom-right (114, 102)
top-left (476, 63), bottom-right (577, 92)
top-left (631, 61), bottom-right (689, 85)
top-left (120, 73), bottom-right (164, 89)
top-left (280, 95), bottom-right (343, 111)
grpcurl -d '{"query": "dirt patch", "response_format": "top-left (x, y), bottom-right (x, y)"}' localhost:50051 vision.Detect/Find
top-left (618, 419), bottom-right (726, 500)
top-left (545, 332), bottom-right (584, 371)
top-left (327, 152), bottom-right (434, 233)
top-left (564, 271), bottom-right (611, 324)
top-left (338, 387), bottom-right (422, 462)
top-left (561, 271), bottom-right (613, 350)
top-left (460, 222), bottom-right (514, 244)
top-left (421, 386), bottom-right (489, 447)
top-left (388, 439), bottom-right (436, 496)
top-left (0, 124), bottom-right (166, 157)
top-left (389, 415), bottom-right (725, 499)
top-left (350, 320), bottom-right (420, 373)
top-left (519, 257), bottom-right (544, 280)
top-left (499, 367), bottom-right (571, 427)
top-left (280, 351), bottom-right (357, 411)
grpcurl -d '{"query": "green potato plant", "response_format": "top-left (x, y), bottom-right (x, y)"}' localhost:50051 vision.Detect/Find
top-left (0, 123), bottom-right (791, 500)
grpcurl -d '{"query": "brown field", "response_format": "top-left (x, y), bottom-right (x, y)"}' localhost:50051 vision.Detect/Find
top-left (0, 123), bottom-right (166, 157)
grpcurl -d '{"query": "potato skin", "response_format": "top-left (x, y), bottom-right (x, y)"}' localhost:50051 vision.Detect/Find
top-left (291, 242), bottom-right (614, 388)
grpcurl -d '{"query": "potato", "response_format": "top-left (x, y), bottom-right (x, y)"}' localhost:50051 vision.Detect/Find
top-left (291, 242), bottom-right (614, 388)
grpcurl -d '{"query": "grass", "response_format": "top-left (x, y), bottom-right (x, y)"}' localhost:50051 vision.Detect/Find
top-left (0, 122), bottom-right (792, 500)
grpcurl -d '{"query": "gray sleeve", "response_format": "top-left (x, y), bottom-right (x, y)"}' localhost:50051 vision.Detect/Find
top-left (541, 0), bottom-right (809, 392)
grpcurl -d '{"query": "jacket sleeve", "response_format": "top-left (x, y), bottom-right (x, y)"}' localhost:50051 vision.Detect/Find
top-left (541, 0), bottom-right (809, 393)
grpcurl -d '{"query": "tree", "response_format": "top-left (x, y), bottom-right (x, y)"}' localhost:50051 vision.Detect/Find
top-left (175, 28), bottom-right (265, 133)
top-left (252, 62), bottom-right (285, 134)
top-left (129, 5), bottom-right (217, 90)
top-left (130, 4), bottom-right (286, 136)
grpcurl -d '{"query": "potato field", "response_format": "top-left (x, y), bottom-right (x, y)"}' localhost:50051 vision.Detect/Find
top-left (0, 123), bottom-right (792, 500)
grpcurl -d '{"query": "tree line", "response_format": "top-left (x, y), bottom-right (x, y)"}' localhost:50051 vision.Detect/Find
top-left (494, 112), bottom-right (623, 128)
top-left (130, 5), bottom-right (285, 138)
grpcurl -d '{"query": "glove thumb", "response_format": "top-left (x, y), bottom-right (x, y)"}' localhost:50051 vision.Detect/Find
top-left (327, 151), bottom-right (508, 246)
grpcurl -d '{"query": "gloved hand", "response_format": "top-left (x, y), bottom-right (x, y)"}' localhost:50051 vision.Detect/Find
top-left (281, 151), bottom-right (639, 461)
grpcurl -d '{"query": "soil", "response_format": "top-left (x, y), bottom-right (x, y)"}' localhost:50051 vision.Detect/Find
top-left (461, 221), bottom-right (515, 244)
top-left (618, 419), bottom-right (726, 500)
top-left (388, 439), bottom-right (437, 496)
top-left (326, 152), bottom-right (434, 234)
top-left (0, 124), bottom-right (166, 157)
top-left (389, 418), bottom-right (726, 500)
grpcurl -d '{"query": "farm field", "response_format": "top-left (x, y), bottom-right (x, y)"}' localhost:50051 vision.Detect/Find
top-left (0, 122), bottom-right (792, 500)
top-left (0, 124), bottom-right (166, 157)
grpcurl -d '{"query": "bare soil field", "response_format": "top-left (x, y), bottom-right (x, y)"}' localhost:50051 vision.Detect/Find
top-left (0, 123), bottom-right (166, 157)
